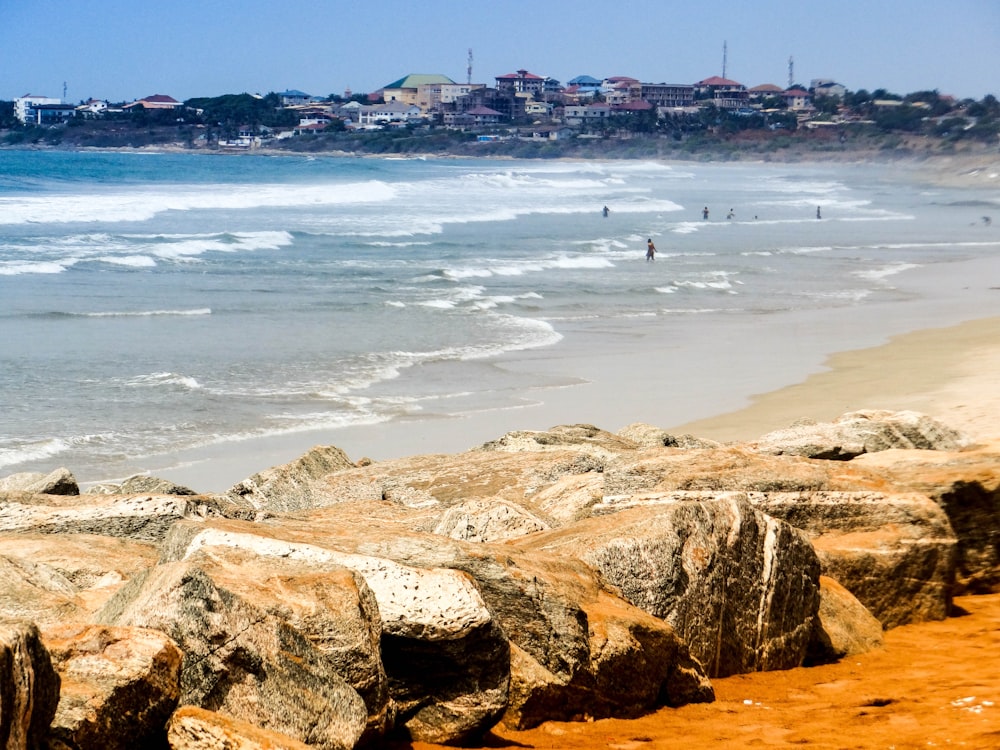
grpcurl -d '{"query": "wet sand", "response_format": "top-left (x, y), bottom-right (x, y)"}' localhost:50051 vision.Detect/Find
top-left (397, 592), bottom-right (1000, 750)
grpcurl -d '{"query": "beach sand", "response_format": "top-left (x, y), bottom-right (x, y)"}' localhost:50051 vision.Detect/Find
top-left (394, 592), bottom-right (1000, 750)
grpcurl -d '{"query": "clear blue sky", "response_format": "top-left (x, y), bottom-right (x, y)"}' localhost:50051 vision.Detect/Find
top-left (3, 0), bottom-right (998, 103)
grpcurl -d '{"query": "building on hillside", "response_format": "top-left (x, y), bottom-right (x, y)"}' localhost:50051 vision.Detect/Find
top-left (639, 83), bottom-right (695, 108)
top-left (748, 83), bottom-right (784, 101)
top-left (783, 88), bottom-right (812, 110)
top-left (278, 90), bottom-right (313, 107)
top-left (123, 94), bottom-right (183, 111)
top-left (695, 76), bottom-right (749, 109)
top-left (563, 102), bottom-right (611, 126)
top-left (357, 101), bottom-right (424, 128)
top-left (380, 74), bottom-right (456, 110)
top-left (14, 94), bottom-right (68, 124)
top-left (75, 99), bottom-right (109, 118)
top-left (811, 80), bottom-right (847, 99)
top-left (566, 75), bottom-right (603, 96)
top-left (495, 70), bottom-right (549, 96)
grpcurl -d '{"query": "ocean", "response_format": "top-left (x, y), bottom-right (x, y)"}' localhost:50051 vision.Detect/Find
top-left (2, 149), bottom-right (998, 489)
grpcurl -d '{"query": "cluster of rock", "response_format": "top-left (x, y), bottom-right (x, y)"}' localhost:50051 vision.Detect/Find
top-left (1, 409), bottom-right (998, 749)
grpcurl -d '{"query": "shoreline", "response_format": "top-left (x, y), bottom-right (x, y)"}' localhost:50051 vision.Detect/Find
top-left (148, 312), bottom-right (1000, 494)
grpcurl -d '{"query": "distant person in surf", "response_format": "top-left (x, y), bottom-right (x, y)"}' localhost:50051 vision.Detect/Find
top-left (817, 206), bottom-right (822, 219)
top-left (702, 206), bottom-right (709, 220)
top-left (646, 238), bottom-right (656, 261)
top-left (603, 205), bottom-right (610, 218)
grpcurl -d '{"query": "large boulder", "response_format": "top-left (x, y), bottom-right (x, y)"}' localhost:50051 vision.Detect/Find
top-left (753, 491), bottom-right (957, 627)
top-left (0, 619), bottom-right (60, 750)
top-left (0, 535), bottom-right (158, 622)
top-left (805, 577), bottom-right (884, 666)
top-left (43, 624), bottom-right (182, 750)
top-left (226, 445), bottom-right (357, 512)
top-left (748, 410), bottom-right (971, 460)
top-left (158, 521), bottom-right (505, 745)
top-left (433, 497), bottom-right (550, 542)
top-left (0, 468), bottom-right (78, 496)
top-left (95, 551), bottom-right (370, 750)
top-left (0, 494), bottom-right (255, 544)
top-left (852, 441), bottom-right (1000, 594)
top-left (521, 495), bottom-right (822, 678)
top-left (87, 475), bottom-right (197, 497)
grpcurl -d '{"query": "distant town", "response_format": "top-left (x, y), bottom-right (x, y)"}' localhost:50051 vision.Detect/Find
top-left (4, 68), bottom-right (999, 156)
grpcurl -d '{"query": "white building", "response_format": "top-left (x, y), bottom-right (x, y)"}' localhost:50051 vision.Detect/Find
top-left (14, 94), bottom-right (63, 124)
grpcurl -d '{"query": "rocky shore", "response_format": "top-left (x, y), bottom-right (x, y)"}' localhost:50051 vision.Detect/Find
top-left (2, 407), bottom-right (998, 749)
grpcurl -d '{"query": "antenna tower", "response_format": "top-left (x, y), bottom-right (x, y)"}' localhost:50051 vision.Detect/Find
top-left (788, 56), bottom-right (794, 88)
top-left (467, 48), bottom-right (473, 84)
top-left (722, 41), bottom-right (727, 79)
top-left (63, 81), bottom-right (67, 100)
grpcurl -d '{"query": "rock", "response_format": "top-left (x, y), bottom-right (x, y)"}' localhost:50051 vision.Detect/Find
top-left (43, 624), bottom-right (181, 750)
top-left (0, 468), bottom-right (78, 496)
top-left (0, 619), bottom-right (60, 750)
top-left (226, 445), bottom-right (356, 512)
top-left (95, 549), bottom-right (371, 750)
top-left (851, 441), bottom-right (1000, 594)
top-left (753, 491), bottom-right (956, 627)
top-left (158, 521), bottom-right (504, 745)
top-left (0, 494), bottom-right (256, 543)
top-left (521, 495), bottom-right (822, 678)
top-left (166, 706), bottom-right (312, 750)
top-left (806, 577), bottom-right (884, 666)
top-left (433, 497), bottom-right (550, 542)
top-left (748, 410), bottom-right (971, 460)
top-left (87, 475), bottom-right (198, 496)
top-left (0, 535), bottom-right (158, 623)
top-left (478, 423), bottom-right (638, 455)
top-left (616, 423), bottom-right (722, 450)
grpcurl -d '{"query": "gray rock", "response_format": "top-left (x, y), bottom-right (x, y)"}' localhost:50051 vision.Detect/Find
top-left (0, 468), bottom-right (78, 496)
top-left (88, 475), bottom-right (198, 496)
top-left (0, 494), bottom-right (256, 544)
top-left (43, 624), bottom-right (182, 750)
top-left (753, 490), bottom-right (957, 627)
top-left (158, 521), bottom-right (505, 745)
top-left (95, 552), bottom-right (369, 750)
top-left (522, 495), bottom-right (822, 678)
top-left (433, 497), bottom-right (550, 542)
top-left (805, 577), bottom-right (884, 665)
top-left (0, 618), bottom-right (61, 750)
top-left (226, 445), bottom-right (356, 512)
top-left (749, 410), bottom-right (971, 460)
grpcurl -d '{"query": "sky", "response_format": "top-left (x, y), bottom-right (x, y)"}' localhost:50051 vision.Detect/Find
top-left (2, 0), bottom-right (999, 104)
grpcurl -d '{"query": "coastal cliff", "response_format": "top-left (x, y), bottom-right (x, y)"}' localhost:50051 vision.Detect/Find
top-left (2, 409), bottom-right (998, 748)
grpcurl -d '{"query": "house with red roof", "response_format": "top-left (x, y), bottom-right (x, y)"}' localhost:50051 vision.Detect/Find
top-left (695, 77), bottom-right (749, 109)
top-left (123, 94), bottom-right (182, 110)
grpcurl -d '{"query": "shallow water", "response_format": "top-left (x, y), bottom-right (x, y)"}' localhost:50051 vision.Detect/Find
top-left (1, 150), bottom-right (998, 483)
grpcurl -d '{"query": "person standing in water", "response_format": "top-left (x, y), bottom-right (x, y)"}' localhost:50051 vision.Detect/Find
top-left (817, 206), bottom-right (822, 219)
top-left (602, 205), bottom-right (610, 218)
top-left (702, 206), bottom-right (709, 220)
top-left (646, 238), bottom-right (656, 261)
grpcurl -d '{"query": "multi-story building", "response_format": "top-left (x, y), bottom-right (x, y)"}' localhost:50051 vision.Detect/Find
top-left (14, 95), bottom-right (73, 124)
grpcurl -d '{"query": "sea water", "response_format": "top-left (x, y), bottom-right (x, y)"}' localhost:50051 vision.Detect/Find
top-left (1, 149), bottom-right (998, 486)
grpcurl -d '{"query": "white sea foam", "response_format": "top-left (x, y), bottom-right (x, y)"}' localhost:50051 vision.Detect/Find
top-left (128, 372), bottom-right (203, 389)
top-left (855, 263), bottom-right (922, 281)
top-left (77, 308), bottom-right (211, 318)
top-left (0, 438), bottom-right (70, 470)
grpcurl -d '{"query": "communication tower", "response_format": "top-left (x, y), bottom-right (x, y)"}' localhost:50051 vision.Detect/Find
top-left (467, 48), bottom-right (473, 84)
top-left (788, 56), bottom-right (794, 88)
top-left (722, 41), bottom-right (727, 79)
top-left (63, 81), bottom-right (67, 101)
